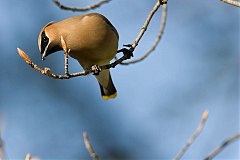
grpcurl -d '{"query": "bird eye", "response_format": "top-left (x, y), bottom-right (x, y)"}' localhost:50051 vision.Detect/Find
top-left (43, 36), bottom-right (48, 42)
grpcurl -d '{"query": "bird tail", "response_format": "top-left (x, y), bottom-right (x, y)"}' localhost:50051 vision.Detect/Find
top-left (99, 82), bottom-right (117, 100)
top-left (96, 70), bottom-right (117, 100)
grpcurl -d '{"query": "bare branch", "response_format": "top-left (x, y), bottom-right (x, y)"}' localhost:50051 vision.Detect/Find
top-left (52, 0), bottom-right (110, 12)
top-left (17, 38), bottom-right (131, 79)
top-left (204, 133), bottom-right (240, 160)
top-left (61, 36), bottom-right (70, 76)
top-left (83, 132), bottom-right (100, 160)
top-left (17, 47), bottom-right (87, 79)
top-left (220, 0), bottom-right (240, 7)
top-left (120, 3), bottom-right (167, 65)
top-left (175, 111), bottom-right (209, 160)
top-left (130, 0), bottom-right (167, 51)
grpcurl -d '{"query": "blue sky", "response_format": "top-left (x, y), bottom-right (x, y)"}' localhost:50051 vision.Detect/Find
top-left (0, 0), bottom-right (239, 159)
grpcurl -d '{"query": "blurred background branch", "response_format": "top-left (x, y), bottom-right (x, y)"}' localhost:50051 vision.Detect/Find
top-left (220, 0), bottom-right (240, 7)
top-left (83, 132), bottom-right (100, 160)
top-left (52, 0), bottom-right (111, 11)
top-left (22, 132), bottom-right (101, 160)
top-left (0, 112), bottom-right (239, 159)
top-left (175, 111), bottom-right (209, 160)
top-left (204, 133), bottom-right (240, 160)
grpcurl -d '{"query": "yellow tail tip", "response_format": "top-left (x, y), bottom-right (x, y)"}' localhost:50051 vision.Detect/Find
top-left (102, 92), bottom-right (117, 100)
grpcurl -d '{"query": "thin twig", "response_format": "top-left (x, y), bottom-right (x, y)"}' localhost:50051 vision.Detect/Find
top-left (130, 0), bottom-right (167, 51)
top-left (83, 132), bottom-right (100, 160)
top-left (61, 36), bottom-right (70, 76)
top-left (220, 0), bottom-right (240, 7)
top-left (17, 36), bottom-right (132, 79)
top-left (64, 49), bottom-right (70, 76)
top-left (17, 46), bottom-right (131, 79)
top-left (120, 3), bottom-right (167, 65)
top-left (175, 111), bottom-right (209, 160)
top-left (204, 133), bottom-right (240, 160)
top-left (52, 0), bottom-right (110, 12)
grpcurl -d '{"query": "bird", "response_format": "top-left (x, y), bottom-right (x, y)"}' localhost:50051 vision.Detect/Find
top-left (38, 13), bottom-right (119, 100)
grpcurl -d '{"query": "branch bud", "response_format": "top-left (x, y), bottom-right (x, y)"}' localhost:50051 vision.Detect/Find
top-left (17, 48), bottom-right (31, 64)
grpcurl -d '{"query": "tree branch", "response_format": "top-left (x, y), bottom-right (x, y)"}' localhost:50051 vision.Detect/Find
top-left (83, 132), bottom-right (100, 160)
top-left (52, 0), bottom-right (111, 12)
top-left (204, 133), bottom-right (240, 160)
top-left (175, 111), bottom-right (209, 160)
top-left (23, 132), bottom-right (102, 160)
top-left (129, 0), bottom-right (167, 52)
top-left (220, 0), bottom-right (240, 7)
top-left (17, 37), bottom-right (132, 79)
top-left (120, 3), bottom-right (167, 65)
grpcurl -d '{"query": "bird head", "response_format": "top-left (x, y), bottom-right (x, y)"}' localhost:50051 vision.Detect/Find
top-left (38, 21), bottom-right (61, 60)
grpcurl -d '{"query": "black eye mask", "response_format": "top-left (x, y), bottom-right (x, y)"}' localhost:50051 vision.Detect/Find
top-left (41, 31), bottom-right (49, 54)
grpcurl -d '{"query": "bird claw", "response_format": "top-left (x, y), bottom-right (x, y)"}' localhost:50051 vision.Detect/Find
top-left (123, 48), bottom-right (134, 60)
top-left (123, 44), bottom-right (132, 48)
top-left (91, 65), bottom-right (101, 75)
top-left (117, 45), bottom-right (134, 60)
top-left (160, 0), bottom-right (167, 4)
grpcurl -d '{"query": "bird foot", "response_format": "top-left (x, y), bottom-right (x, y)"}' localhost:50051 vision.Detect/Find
top-left (91, 65), bottom-right (101, 75)
top-left (160, 0), bottom-right (167, 4)
top-left (117, 45), bottom-right (134, 60)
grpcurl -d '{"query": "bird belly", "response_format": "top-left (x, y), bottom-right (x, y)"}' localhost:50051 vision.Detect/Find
top-left (68, 34), bottom-right (118, 68)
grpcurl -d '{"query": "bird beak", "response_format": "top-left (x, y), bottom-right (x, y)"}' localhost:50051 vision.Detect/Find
top-left (41, 44), bottom-right (49, 61)
top-left (41, 52), bottom-right (46, 61)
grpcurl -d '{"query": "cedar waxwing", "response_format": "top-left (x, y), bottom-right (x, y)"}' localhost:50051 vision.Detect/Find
top-left (38, 13), bottom-right (119, 100)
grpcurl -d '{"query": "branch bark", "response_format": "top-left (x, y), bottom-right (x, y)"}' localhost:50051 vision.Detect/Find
top-left (220, 0), bottom-right (240, 7)
top-left (129, 0), bottom-right (167, 51)
top-left (17, 45), bottom-right (132, 79)
top-left (120, 3), bottom-right (167, 65)
top-left (175, 111), bottom-right (209, 160)
top-left (204, 133), bottom-right (240, 160)
top-left (83, 132), bottom-right (100, 160)
top-left (52, 0), bottom-right (111, 12)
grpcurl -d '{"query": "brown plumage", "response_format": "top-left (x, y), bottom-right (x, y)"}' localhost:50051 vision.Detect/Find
top-left (38, 13), bottom-right (119, 100)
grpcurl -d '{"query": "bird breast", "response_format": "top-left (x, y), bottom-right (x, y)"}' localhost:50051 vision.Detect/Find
top-left (55, 14), bottom-right (119, 65)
